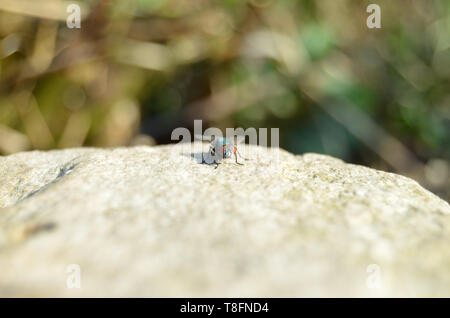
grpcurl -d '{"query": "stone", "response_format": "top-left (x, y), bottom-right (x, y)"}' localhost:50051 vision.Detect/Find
top-left (0, 143), bottom-right (449, 297)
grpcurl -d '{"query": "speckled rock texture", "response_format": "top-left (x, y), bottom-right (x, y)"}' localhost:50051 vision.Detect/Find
top-left (0, 143), bottom-right (449, 297)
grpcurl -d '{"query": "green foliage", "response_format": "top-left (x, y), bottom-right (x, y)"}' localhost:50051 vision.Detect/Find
top-left (0, 0), bottom-right (448, 199)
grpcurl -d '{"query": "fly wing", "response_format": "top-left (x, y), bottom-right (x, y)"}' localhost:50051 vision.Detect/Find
top-left (194, 134), bottom-right (213, 142)
top-left (235, 135), bottom-right (246, 144)
top-left (196, 134), bottom-right (247, 144)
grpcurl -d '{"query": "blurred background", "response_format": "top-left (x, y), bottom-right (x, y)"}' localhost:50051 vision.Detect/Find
top-left (0, 0), bottom-right (448, 200)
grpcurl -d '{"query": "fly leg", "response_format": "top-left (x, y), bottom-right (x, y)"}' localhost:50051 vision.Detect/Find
top-left (235, 153), bottom-right (244, 165)
top-left (235, 148), bottom-right (248, 165)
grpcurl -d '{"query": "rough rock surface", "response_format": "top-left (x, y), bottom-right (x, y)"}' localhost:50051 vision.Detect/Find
top-left (0, 143), bottom-right (449, 297)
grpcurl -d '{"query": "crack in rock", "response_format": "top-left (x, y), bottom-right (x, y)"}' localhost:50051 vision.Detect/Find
top-left (15, 161), bottom-right (78, 205)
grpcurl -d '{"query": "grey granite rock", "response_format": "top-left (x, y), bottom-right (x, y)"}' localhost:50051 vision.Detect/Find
top-left (0, 143), bottom-right (449, 297)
